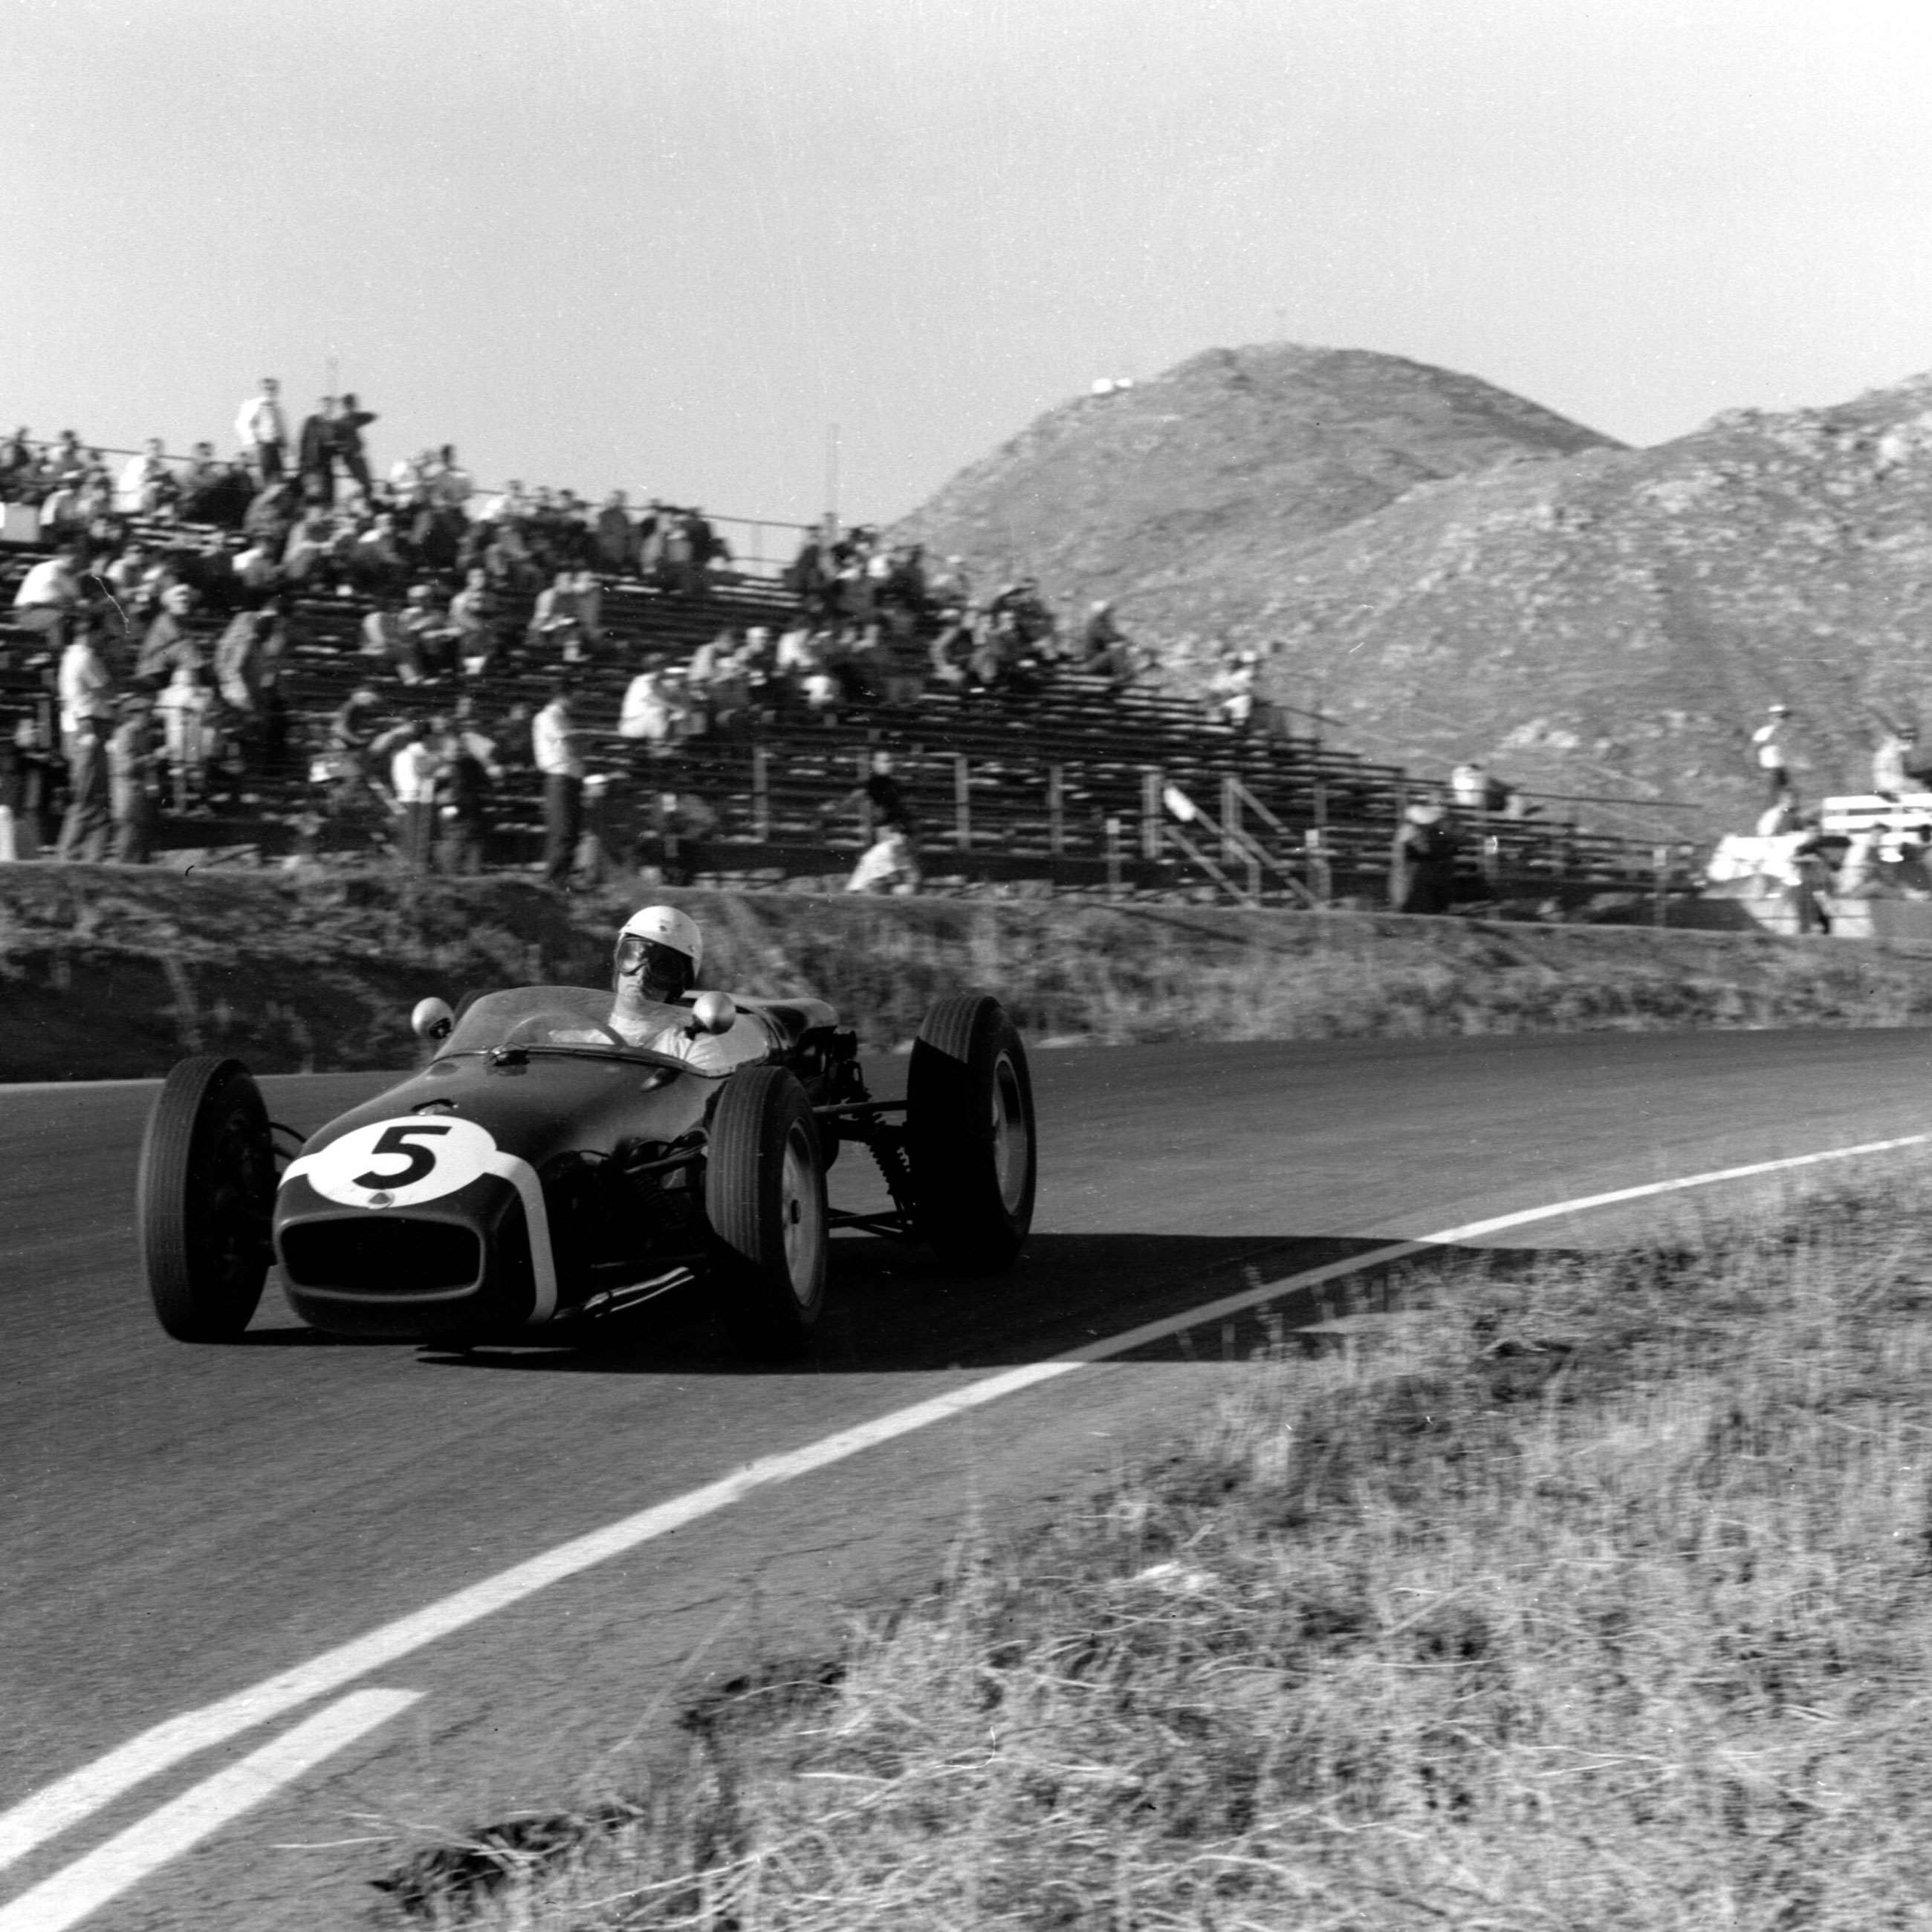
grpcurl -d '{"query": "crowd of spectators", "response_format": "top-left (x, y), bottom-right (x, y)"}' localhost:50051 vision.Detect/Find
top-left (2, 381), bottom-right (1244, 882)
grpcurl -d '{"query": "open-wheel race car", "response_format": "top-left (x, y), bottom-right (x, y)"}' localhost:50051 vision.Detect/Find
top-left (134, 986), bottom-right (1036, 1358)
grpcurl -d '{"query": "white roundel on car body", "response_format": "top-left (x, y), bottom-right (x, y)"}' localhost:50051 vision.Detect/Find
top-left (296, 1115), bottom-right (502, 1209)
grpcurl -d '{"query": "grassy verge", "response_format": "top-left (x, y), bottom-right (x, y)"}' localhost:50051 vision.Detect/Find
top-left (6, 866), bottom-right (1932, 1080)
top-left (382, 1169), bottom-right (1932, 1930)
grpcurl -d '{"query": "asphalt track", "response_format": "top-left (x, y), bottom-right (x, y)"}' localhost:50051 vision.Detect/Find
top-left (4, 1028), bottom-right (1931, 1930)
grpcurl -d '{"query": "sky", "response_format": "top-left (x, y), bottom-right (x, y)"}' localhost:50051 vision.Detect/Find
top-left (4, 0), bottom-right (1931, 539)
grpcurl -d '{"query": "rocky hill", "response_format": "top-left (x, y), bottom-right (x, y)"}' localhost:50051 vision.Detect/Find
top-left (895, 344), bottom-right (1620, 599)
top-left (895, 344), bottom-right (1932, 834)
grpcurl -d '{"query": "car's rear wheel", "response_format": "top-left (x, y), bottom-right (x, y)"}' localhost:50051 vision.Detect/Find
top-left (907, 994), bottom-right (1037, 1273)
top-left (706, 1067), bottom-right (827, 1358)
top-left (137, 1056), bottom-right (277, 1342)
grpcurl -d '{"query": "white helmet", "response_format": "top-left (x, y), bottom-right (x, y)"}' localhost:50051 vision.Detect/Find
top-left (617, 904), bottom-right (702, 979)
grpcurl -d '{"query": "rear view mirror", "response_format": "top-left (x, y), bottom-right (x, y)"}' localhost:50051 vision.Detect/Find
top-left (411, 996), bottom-right (455, 1043)
top-left (690, 991), bottom-right (737, 1036)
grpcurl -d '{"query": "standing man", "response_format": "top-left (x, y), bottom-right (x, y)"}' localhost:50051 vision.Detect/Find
top-left (296, 396), bottom-right (340, 505)
top-left (234, 377), bottom-right (290, 485)
top-left (57, 621), bottom-right (114, 756)
top-left (1752, 704), bottom-right (1795, 806)
top-left (533, 684), bottom-right (583, 889)
top-left (107, 696), bottom-right (158, 864)
top-left (56, 713), bottom-right (111, 863)
top-left (335, 393), bottom-right (378, 500)
top-left (389, 722), bottom-right (443, 873)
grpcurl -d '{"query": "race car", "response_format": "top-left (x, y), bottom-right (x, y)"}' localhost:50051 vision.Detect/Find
top-left (134, 986), bottom-right (1036, 1358)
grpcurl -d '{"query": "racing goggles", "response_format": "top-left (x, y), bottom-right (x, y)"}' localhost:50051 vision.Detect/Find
top-left (615, 935), bottom-right (692, 982)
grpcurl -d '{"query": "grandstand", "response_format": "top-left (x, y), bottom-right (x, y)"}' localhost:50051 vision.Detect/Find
top-left (1, 438), bottom-right (1702, 915)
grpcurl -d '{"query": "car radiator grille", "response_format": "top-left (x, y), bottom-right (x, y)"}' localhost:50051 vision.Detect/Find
top-left (279, 1217), bottom-right (483, 1294)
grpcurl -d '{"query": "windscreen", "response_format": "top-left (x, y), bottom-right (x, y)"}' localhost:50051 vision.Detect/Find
top-left (441, 986), bottom-right (638, 1056)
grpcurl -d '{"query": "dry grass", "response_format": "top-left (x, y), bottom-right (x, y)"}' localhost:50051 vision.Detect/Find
top-left (381, 1171), bottom-right (1932, 1931)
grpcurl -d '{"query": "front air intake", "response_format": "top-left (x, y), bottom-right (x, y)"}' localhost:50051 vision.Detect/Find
top-left (279, 1217), bottom-right (482, 1294)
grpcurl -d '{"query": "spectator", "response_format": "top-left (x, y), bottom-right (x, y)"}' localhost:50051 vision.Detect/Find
top-left (388, 722), bottom-right (442, 872)
top-left (107, 696), bottom-right (159, 864)
top-left (429, 444), bottom-right (471, 510)
top-left (1871, 719), bottom-right (1918, 799)
top-left (40, 471), bottom-right (90, 539)
top-left (177, 442), bottom-right (250, 524)
top-left (527, 569), bottom-right (585, 663)
top-left (1389, 799), bottom-right (1459, 915)
top-left (436, 716), bottom-right (499, 875)
top-left (133, 585), bottom-right (201, 687)
top-left (55, 714), bottom-right (111, 862)
top-left (0, 427), bottom-right (35, 500)
top-left (533, 684), bottom-right (583, 889)
top-left (1208, 649), bottom-right (1261, 729)
top-left (845, 826), bottom-right (920, 895)
top-left (213, 608), bottom-right (278, 719)
top-left (155, 663), bottom-right (217, 809)
top-left (640, 787), bottom-right (719, 886)
top-left (115, 437), bottom-right (179, 519)
top-left (618, 664), bottom-right (675, 745)
top-left (1751, 704), bottom-right (1794, 803)
top-left (325, 686), bottom-right (386, 818)
top-left (360, 594), bottom-right (422, 684)
top-left (1, 717), bottom-right (55, 857)
top-left (835, 750), bottom-right (915, 839)
top-left (448, 568), bottom-right (499, 677)
top-left (234, 377), bottom-right (290, 484)
top-left (1077, 600), bottom-right (1134, 686)
top-left (401, 584), bottom-right (457, 681)
top-left (335, 392), bottom-right (378, 499)
top-left (57, 623), bottom-right (115, 753)
top-left (593, 490), bottom-right (638, 574)
top-left (296, 396), bottom-right (340, 504)
top-left (1449, 761), bottom-right (1490, 811)
top-left (12, 542), bottom-right (88, 646)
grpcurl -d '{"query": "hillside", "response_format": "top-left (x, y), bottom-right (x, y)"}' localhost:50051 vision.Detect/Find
top-left (895, 345), bottom-right (1932, 829)
top-left (893, 343), bottom-right (1619, 599)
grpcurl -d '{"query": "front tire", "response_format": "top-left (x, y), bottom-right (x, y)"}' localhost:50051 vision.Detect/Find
top-left (907, 994), bottom-right (1037, 1273)
top-left (706, 1067), bottom-right (828, 1358)
top-left (137, 1056), bottom-right (276, 1342)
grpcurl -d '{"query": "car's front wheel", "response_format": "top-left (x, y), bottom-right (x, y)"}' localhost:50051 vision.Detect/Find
top-left (706, 1067), bottom-right (828, 1358)
top-left (137, 1056), bottom-right (277, 1342)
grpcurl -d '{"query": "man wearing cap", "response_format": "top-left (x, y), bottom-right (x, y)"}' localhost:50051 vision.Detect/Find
top-left (600, 905), bottom-right (770, 1073)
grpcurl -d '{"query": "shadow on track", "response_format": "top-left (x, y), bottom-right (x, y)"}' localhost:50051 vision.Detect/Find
top-left (386, 1230), bottom-right (1558, 1377)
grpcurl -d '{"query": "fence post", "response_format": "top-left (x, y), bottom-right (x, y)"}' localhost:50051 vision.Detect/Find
top-left (1047, 764), bottom-right (1066, 856)
top-left (1105, 814), bottom-right (1124, 899)
top-left (856, 746), bottom-right (875, 845)
top-left (751, 745), bottom-right (771, 843)
top-left (1220, 772), bottom-right (1240, 868)
top-left (954, 754), bottom-right (972, 852)
top-left (1141, 768), bottom-right (1163, 860)
top-left (1653, 844), bottom-right (1669, 928)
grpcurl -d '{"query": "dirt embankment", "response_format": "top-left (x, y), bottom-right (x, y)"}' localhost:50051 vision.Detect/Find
top-left (4, 868), bottom-right (1932, 1083)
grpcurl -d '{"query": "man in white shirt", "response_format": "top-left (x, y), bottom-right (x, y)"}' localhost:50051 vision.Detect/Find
top-left (532, 685), bottom-right (583, 889)
top-left (389, 722), bottom-right (444, 872)
top-left (13, 546), bottom-right (86, 644)
top-left (57, 626), bottom-right (114, 756)
top-left (233, 377), bottom-right (289, 484)
top-left (1752, 705), bottom-right (1793, 805)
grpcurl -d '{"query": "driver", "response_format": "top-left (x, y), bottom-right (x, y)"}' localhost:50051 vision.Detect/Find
top-left (606, 904), bottom-right (769, 1074)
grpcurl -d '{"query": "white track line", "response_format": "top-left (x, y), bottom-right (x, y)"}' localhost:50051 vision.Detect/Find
top-left (0, 1691), bottom-right (420, 1932)
top-left (1, 1127), bottom-right (1924, 1889)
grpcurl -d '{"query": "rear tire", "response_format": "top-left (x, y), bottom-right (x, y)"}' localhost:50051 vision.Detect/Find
top-left (137, 1056), bottom-right (276, 1342)
top-left (706, 1067), bottom-right (827, 1358)
top-left (907, 994), bottom-right (1036, 1273)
